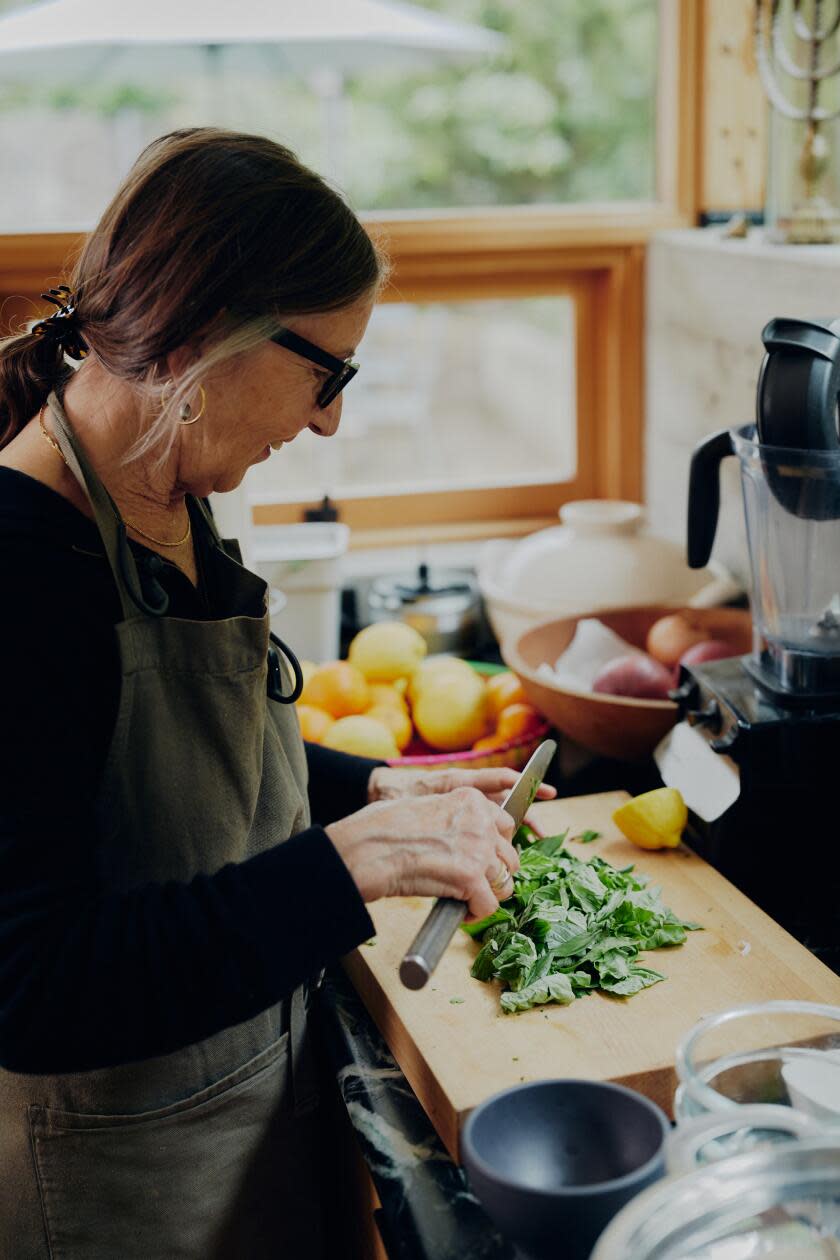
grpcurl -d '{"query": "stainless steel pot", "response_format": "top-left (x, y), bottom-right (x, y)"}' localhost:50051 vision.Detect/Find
top-left (355, 563), bottom-right (483, 655)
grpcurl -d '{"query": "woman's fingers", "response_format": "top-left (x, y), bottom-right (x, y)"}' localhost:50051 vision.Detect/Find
top-left (439, 767), bottom-right (557, 799)
top-left (327, 781), bottom-right (528, 909)
top-left (368, 765), bottom-right (558, 805)
top-left (466, 879), bottom-right (503, 921)
top-left (494, 833), bottom-right (520, 877)
top-left (485, 857), bottom-right (516, 901)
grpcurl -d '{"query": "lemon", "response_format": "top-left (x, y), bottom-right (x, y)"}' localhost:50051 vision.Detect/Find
top-left (322, 715), bottom-right (400, 760)
top-left (348, 621), bottom-right (427, 684)
top-left (612, 788), bottom-right (687, 850)
top-left (412, 670), bottom-right (490, 752)
top-left (407, 655), bottom-right (479, 707)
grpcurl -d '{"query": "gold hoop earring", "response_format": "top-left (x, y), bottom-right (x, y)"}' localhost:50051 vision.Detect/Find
top-left (178, 385), bottom-right (207, 426)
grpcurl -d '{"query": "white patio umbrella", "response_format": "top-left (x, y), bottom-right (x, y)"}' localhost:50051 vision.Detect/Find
top-left (0, 0), bottom-right (505, 181)
top-left (0, 0), bottom-right (505, 79)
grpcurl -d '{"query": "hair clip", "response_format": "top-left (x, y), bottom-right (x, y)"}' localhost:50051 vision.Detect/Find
top-left (31, 285), bottom-right (90, 361)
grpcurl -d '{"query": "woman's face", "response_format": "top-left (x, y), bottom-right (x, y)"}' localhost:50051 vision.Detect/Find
top-left (173, 291), bottom-right (375, 497)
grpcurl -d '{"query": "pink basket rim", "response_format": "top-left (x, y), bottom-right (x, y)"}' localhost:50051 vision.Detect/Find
top-left (386, 719), bottom-right (551, 767)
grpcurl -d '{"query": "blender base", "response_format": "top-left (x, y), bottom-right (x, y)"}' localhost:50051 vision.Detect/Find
top-left (676, 657), bottom-right (840, 975)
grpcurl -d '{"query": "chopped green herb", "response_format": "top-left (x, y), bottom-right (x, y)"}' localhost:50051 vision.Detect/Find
top-left (449, 997), bottom-right (465, 1005)
top-left (363, 938), bottom-right (378, 947)
top-left (574, 830), bottom-right (601, 844)
top-left (464, 830), bottom-right (701, 1014)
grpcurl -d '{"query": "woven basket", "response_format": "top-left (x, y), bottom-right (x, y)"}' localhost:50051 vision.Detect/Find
top-left (386, 719), bottom-right (551, 771)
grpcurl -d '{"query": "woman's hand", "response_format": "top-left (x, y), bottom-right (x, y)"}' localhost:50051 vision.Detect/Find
top-left (367, 765), bottom-right (557, 833)
top-left (325, 787), bottom-right (521, 921)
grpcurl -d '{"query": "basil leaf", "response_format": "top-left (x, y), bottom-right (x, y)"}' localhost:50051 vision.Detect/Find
top-left (600, 966), bottom-right (665, 997)
top-left (465, 826), bottom-right (701, 1015)
top-left (461, 906), bottom-right (515, 939)
top-left (501, 972), bottom-right (576, 1013)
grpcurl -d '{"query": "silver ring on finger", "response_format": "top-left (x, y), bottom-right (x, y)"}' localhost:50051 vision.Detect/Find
top-left (489, 860), bottom-right (512, 892)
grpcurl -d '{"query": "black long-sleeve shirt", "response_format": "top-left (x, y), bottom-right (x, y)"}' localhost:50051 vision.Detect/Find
top-left (0, 467), bottom-right (376, 1074)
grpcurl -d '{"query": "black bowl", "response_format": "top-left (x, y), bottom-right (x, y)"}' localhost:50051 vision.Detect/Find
top-left (461, 1079), bottom-right (669, 1260)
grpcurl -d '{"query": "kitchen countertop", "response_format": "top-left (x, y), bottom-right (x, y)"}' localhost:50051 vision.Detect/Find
top-left (316, 756), bottom-right (664, 1260)
top-left (319, 743), bottom-right (840, 1258)
top-left (319, 966), bottom-right (516, 1260)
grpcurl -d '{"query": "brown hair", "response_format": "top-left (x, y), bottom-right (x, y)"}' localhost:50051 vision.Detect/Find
top-left (0, 127), bottom-right (387, 458)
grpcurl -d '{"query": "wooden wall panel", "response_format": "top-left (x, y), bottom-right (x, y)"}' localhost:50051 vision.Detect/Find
top-left (700, 0), bottom-right (768, 214)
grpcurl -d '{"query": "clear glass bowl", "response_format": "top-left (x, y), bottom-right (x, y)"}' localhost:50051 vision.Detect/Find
top-left (591, 1137), bottom-right (840, 1259)
top-left (674, 1001), bottom-right (840, 1143)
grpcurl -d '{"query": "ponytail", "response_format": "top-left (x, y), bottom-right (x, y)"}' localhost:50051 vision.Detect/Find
top-left (0, 329), bottom-right (71, 449)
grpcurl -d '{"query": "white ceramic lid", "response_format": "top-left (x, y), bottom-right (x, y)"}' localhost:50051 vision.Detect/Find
top-left (490, 501), bottom-right (732, 613)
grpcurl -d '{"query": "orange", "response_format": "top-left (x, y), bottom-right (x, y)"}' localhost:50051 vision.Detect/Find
top-left (471, 734), bottom-right (501, 752)
top-left (300, 660), bottom-right (370, 719)
top-left (366, 703), bottom-right (413, 752)
top-left (496, 702), bottom-right (542, 742)
top-left (485, 671), bottom-right (527, 718)
top-left (296, 704), bottom-right (335, 744)
top-left (298, 660), bottom-right (319, 690)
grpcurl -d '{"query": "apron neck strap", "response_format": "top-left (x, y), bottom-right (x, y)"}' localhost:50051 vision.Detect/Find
top-left (46, 390), bottom-right (162, 622)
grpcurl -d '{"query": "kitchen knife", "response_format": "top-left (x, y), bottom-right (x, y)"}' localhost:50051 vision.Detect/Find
top-left (399, 738), bottom-right (557, 990)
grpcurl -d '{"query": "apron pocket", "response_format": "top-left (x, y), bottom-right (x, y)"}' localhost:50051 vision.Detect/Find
top-left (29, 1032), bottom-right (292, 1260)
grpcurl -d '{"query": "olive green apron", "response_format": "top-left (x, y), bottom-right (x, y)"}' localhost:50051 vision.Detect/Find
top-left (0, 393), bottom-right (326, 1259)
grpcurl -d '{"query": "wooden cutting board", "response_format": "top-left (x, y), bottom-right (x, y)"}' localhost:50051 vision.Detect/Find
top-left (343, 791), bottom-right (840, 1162)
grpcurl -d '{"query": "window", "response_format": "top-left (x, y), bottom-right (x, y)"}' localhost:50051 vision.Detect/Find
top-left (0, 0), bottom-right (660, 229)
top-left (248, 295), bottom-right (576, 505)
top-left (0, 0), bottom-right (698, 540)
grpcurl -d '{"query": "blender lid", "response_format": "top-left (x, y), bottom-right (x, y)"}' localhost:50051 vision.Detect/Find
top-left (755, 317), bottom-right (840, 520)
top-left (757, 317), bottom-right (840, 453)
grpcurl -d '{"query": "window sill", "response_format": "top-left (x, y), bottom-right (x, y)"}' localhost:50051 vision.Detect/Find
top-left (344, 516), bottom-right (557, 552)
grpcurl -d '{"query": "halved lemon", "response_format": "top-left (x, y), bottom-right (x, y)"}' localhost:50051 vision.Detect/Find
top-left (612, 788), bottom-right (687, 850)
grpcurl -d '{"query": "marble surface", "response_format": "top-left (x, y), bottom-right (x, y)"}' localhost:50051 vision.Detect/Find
top-left (645, 227), bottom-right (840, 590)
top-left (320, 968), bottom-right (516, 1260)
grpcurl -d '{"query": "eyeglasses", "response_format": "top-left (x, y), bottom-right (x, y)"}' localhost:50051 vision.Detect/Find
top-left (270, 327), bottom-right (359, 409)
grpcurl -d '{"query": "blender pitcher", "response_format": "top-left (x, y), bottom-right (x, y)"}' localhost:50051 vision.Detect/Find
top-left (688, 317), bottom-right (840, 705)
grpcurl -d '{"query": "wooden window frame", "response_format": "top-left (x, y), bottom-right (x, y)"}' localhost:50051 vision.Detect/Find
top-left (0, 0), bottom-right (702, 548)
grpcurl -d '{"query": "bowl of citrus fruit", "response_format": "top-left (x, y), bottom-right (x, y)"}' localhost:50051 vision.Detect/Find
top-left (295, 620), bottom-right (550, 769)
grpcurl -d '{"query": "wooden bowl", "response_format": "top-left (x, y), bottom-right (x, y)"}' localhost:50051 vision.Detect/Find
top-left (502, 605), bottom-right (752, 763)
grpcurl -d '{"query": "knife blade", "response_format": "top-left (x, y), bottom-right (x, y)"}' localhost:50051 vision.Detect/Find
top-left (399, 738), bottom-right (557, 990)
top-left (654, 723), bottom-right (740, 822)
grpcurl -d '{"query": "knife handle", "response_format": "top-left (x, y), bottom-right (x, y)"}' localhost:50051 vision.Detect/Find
top-left (399, 897), bottom-right (467, 990)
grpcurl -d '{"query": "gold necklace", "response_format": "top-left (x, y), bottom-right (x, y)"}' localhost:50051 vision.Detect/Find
top-left (39, 403), bottom-right (192, 549)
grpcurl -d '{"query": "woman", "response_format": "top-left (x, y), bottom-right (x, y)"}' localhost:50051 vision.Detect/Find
top-left (0, 129), bottom-right (553, 1258)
